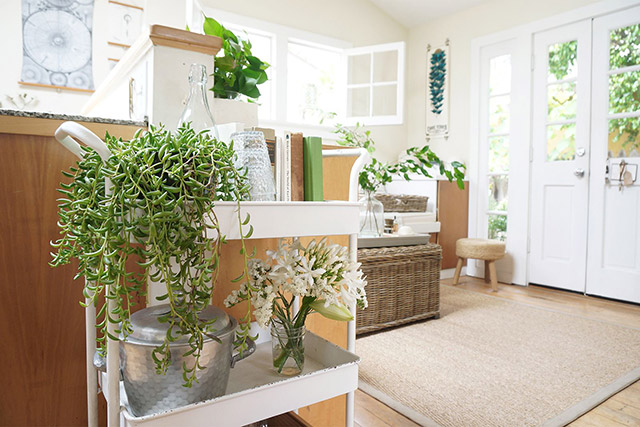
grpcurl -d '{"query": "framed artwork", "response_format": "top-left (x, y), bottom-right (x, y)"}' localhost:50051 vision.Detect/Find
top-left (21, 0), bottom-right (95, 91)
top-left (425, 40), bottom-right (450, 140)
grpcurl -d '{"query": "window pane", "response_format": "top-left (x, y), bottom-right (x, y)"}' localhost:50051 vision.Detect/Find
top-left (548, 81), bottom-right (577, 121)
top-left (488, 175), bottom-right (508, 211)
top-left (348, 54), bottom-right (370, 85)
top-left (489, 54), bottom-right (511, 95)
top-left (372, 85), bottom-right (397, 116)
top-left (608, 117), bottom-right (640, 158)
top-left (609, 70), bottom-right (640, 114)
top-left (488, 214), bottom-right (507, 241)
top-left (373, 50), bottom-right (397, 82)
top-left (348, 87), bottom-right (370, 117)
top-left (610, 23), bottom-right (640, 70)
top-left (547, 124), bottom-right (576, 161)
top-left (548, 40), bottom-right (577, 82)
top-left (488, 136), bottom-right (509, 173)
top-left (287, 42), bottom-right (342, 124)
top-left (489, 95), bottom-right (510, 134)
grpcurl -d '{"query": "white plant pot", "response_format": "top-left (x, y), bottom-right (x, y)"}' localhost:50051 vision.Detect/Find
top-left (212, 98), bottom-right (259, 127)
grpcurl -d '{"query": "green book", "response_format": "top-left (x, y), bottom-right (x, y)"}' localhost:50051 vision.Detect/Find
top-left (303, 136), bottom-right (324, 201)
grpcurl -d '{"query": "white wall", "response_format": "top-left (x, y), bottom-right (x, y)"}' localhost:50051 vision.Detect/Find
top-left (198, 0), bottom-right (409, 162)
top-left (405, 0), bottom-right (602, 166)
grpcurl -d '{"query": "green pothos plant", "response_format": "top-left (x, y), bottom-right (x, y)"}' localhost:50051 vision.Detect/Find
top-left (334, 123), bottom-right (466, 192)
top-left (50, 123), bottom-right (257, 387)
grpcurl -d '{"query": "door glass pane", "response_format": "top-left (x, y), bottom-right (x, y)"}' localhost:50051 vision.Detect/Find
top-left (610, 23), bottom-right (640, 70)
top-left (488, 136), bottom-right (509, 172)
top-left (548, 40), bottom-right (578, 82)
top-left (608, 117), bottom-right (640, 158)
top-left (488, 175), bottom-right (509, 211)
top-left (547, 124), bottom-right (576, 161)
top-left (347, 87), bottom-right (370, 117)
top-left (488, 214), bottom-right (507, 241)
top-left (372, 84), bottom-right (397, 116)
top-left (489, 55), bottom-right (511, 95)
top-left (489, 95), bottom-right (510, 134)
top-left (548, 82), bottom-right (577, 121)
top-left (609, 70), bottom-right (640, 114)
top-left (287, 41), bottom-right (342, 124)
top-left (373, 50), bottom-right (397, 82)
top-left (348, 54), bottom-right (371, 85)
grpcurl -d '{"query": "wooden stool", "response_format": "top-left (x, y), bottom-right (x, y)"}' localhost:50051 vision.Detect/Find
top-left (452, 238), bottom-right (506, 292)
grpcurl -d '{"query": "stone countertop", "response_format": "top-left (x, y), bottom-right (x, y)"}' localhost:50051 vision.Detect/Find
top-left (0, 109), bottom-right (147, 127)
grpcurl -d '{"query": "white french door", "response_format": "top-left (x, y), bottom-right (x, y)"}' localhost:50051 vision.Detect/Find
top-left (586, 6), bottom-right (640, 303)
top-left (529, 21), bottom-right (592, 292)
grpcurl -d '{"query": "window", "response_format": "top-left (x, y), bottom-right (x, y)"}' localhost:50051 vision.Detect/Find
top-left (191, 8), bottom-right (404, 128)
top-left (484, 53), bottom-right (512, 241)
top-left (346, 42), bottom-right (405, 125)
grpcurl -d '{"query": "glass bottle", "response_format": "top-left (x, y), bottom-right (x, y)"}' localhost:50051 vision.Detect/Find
top-left (359, 191), bottom-right (384, 237)
top-left (177, 63), bottom-right (219, 139)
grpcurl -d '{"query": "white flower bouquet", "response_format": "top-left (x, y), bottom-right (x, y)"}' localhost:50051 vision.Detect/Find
top-left (225, 238), bottom-right (367, 374)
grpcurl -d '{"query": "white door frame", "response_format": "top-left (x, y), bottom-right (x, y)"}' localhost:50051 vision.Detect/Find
top-left (469, 0), bottom-right (640, 287)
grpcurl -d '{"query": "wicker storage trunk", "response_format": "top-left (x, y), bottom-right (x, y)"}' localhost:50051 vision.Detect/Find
top-left (356, 243), bottom-right (441, 334)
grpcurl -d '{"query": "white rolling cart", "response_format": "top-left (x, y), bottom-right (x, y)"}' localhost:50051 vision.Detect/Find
top-left (54, 121), bottom-right (368, 427)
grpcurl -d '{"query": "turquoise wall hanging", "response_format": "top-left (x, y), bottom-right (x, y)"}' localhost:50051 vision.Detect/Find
top-left (426, 40), bottom-right (450, 140)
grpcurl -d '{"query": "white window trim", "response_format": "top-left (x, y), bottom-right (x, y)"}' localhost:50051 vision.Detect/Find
top-left (468, 0), bottom-right (640, 286)
top-left (345, 41), bottom-right (406, 126)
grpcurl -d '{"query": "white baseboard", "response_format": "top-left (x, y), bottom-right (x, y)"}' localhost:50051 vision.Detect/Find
top-left (440, 267), bottom-right (465, 279)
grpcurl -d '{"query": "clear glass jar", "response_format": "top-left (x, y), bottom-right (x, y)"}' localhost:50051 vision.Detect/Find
top-left (359, 192), bottom-right (384, 237)
top-left (177, 63), bottom-right (219, 139)
top-left (271, 321), bottom-right (305, 376)
top-left (231, 131), bottom-right (276, 201)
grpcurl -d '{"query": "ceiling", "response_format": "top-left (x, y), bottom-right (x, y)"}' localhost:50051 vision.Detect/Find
top-left (368, 0), bottom-right (490, 28)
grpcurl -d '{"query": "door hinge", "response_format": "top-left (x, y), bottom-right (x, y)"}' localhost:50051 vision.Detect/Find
top-left (529, 145), bottom-right (534, 162)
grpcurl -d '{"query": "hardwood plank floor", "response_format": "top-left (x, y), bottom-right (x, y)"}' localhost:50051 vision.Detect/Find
top-left (355, 276), bottom-right (640, 427)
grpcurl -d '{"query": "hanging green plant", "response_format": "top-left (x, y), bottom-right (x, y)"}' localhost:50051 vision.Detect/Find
top-left (50, 123), bottom-right (255, 387)
top-left (429, 49), bottom-right (446, 115)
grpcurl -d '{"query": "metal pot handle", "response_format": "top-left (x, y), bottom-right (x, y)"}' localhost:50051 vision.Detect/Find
top-left (231, 338), bottom-right (256, 368)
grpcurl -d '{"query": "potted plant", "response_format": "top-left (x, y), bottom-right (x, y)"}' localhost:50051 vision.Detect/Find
top-left (225, 237), bottom-right (367, 376)
top-left (50, 123), bottom-right (258, 414)
top-left (201, 15), bottom-right (270, 125)
top-left (334, 123), bottom-right (466, 236)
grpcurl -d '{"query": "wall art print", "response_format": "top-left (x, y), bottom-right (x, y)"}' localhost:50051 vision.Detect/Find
top-left (21, 0), bottom-right (95, 91)
top-left (426, 40), bottom-right (449, 140)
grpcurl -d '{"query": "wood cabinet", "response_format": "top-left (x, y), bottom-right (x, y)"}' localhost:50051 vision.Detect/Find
top-left (436, 180), bottom-right (469, 269)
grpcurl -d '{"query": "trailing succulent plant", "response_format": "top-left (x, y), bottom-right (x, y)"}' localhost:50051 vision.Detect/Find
top-left (334, 123), bottom-right (466, 193)
top-left (429, 49), bottom-right (446, 115)
top-left (50, 123), bottom-right (256, 387)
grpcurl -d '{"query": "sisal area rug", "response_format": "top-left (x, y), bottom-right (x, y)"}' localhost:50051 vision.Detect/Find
top-left (356, 285), bottom-right (640, 427)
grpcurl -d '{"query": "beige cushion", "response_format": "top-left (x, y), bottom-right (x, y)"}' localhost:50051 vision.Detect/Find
top-left (456, 238), bottom-right (506, 261)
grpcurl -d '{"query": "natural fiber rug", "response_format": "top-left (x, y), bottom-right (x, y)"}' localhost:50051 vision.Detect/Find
top-left (356, 285), bottom-right (640, 427)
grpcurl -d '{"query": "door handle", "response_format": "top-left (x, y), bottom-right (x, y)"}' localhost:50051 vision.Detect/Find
top-left (574, 168), bottom-right (585, 178)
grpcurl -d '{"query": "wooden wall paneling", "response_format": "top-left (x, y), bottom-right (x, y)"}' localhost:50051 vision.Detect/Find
top-left (0, 133), bottom-right (91, 426)
top-left (437, 180), bottom-right (469, 269)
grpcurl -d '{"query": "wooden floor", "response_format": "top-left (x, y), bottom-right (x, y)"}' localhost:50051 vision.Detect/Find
top-left (354, 276), bottom-right (640, 427)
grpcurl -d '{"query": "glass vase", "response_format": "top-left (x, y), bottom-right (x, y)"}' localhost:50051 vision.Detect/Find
top-left (270, 321), bottom-right (305, 376)
top-left (231, 131), bottom-right (277, 201)
top-left (359, 192), bottom-right (384, 237)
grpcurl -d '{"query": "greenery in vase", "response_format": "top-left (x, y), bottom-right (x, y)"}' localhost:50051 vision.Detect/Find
top-left (201, 15), bottom-right (270, 100)
top-left (50, 123), bottom-right (256, 387)
top-left (224, 238), bottom-right (368, 374)
top-left (334, 123), bottom-right (467, 193)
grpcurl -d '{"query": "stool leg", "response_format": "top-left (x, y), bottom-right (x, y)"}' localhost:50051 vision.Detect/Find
top-left (453, 257), bottom-right (464, 285)
top-left (484, 260), bottom-right (490, 283)
top-left (488, 261), bottom-right (498, 292)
